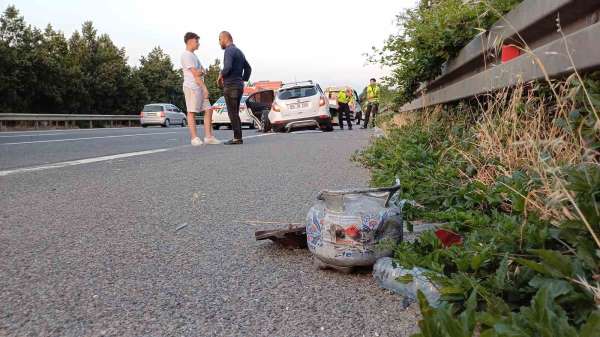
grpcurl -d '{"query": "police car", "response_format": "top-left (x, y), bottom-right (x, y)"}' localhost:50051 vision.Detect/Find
top-left (211, 95), bottom-right (257, 130)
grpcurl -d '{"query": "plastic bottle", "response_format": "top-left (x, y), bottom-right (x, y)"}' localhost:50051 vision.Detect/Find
top-left (373, 257), bottom-right (440, 307)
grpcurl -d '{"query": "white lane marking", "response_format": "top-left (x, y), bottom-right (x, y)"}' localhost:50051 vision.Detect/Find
top-left (291, 130), bottom-right (323, 134)
top-left (0, 130), bottom-right (326, 176)
top-left (0, 148), bottom-right (170, 177)
top-left (244, 133), bottom-right (278, 139)
top-left (0, 131), bottom-right (181, 145)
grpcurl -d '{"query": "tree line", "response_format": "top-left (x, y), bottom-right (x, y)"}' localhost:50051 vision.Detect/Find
top-left (0, 6), bottom-right (223, 115)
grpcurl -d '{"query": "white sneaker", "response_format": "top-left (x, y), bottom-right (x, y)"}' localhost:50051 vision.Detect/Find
top-left (191, 137), bottom-right (203, 146)
top-left (204, 136), bottom-right (221, 145)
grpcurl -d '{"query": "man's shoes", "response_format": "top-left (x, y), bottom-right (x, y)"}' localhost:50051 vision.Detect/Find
top-left (204, 136), bottom-right (221, 145)
top-left (191, 137), bottom-right (203, 146)
top-left (360, 126), bottom-right (367, 129)
top-left (224, 139), bottom-right (243, 145)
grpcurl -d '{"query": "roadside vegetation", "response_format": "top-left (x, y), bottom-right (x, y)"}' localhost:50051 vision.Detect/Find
top-left (357, 0), bottom-right (600, 336)
top-left (0, 6), bottom-right (223, 115)
top-left (369, 0), bottom-right (522, 106)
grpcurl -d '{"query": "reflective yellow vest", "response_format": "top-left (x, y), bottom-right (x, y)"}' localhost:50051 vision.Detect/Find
top-left (367, 84), bottom-right (380, 103)
top-left (337, 90), bottom-right (350, 104)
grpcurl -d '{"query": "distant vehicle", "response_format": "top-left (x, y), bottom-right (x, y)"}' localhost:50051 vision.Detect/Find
top-left (324, 86), bottom-right (362, 124)
top-left (246, 81), bottom-right (333, 132)
top-left (140, 103), bottom-right (186, 128)
top-left (211, 96), bottom-right (256, 130)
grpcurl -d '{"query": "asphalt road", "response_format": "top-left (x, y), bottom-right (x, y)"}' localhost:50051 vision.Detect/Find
top-left (0, 126), bottom-right (419, 337)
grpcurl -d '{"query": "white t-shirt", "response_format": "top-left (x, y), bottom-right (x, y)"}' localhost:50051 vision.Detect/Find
top-left (181, 50), bottom-right (203, 90)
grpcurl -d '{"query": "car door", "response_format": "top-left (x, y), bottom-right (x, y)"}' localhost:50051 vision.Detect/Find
top-left (353, 90), bottom-right (361, 114)
top-left (167, 105), bottom-right (179, 123)
top-left (245, 90), bottom-right (275, 131)
top-left (173, 105), bottom-right (184, 123)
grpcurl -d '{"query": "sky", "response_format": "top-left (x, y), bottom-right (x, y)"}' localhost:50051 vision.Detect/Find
top-left (3, 0), bottom-right (418, 91)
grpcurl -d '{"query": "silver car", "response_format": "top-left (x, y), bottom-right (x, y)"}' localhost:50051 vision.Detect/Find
top-left (140, 103), bottom-right (187, 128)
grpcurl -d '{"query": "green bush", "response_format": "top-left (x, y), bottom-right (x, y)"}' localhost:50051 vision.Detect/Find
top-left (354, 79), bottom-right (600, 336)
top-left (370, 0), bottom-right (522, 105)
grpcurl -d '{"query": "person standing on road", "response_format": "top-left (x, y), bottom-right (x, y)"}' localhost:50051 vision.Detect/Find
top-left (181, 32), bottom-right (220, 146)
top-left (217, 31), bottom-right (252, 145)
top-left (355, 92), bottom-right (363, 126)
top-left (337, 88), bottom-right (353, 130)
top-left (362, 78), bottom-right (380, 129)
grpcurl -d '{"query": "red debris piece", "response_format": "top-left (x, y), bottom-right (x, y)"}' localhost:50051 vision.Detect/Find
top-left (435, 229), bottom-right (463, 248)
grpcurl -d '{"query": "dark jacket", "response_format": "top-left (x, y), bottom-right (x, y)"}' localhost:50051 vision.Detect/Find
top-left (221, 44), bottom-right (251, 86)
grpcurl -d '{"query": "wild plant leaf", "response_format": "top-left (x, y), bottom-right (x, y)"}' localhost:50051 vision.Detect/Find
top-left (493, 255), bottom-right (510, 290)
top-left (458, 290), bottom-right (478, 335)
top-left (579, 311), bottom-right (600, 337)
top-left (415, 290), bottom-right (445, 337)
top-left (515, 258), bottom-right (556, 277)
top-left (528, 277), bottom-right (573, 299)
top-left (530, 249), bottom-right (574, 278)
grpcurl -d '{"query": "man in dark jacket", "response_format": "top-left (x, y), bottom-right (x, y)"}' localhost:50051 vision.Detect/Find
top-left (217, 31), bottom-right (252, 145)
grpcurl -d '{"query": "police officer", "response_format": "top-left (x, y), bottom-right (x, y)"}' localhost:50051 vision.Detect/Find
top-left (337, 88), bottom-right (353, 130)
top-left (362, 78), bottom-right (380, 129)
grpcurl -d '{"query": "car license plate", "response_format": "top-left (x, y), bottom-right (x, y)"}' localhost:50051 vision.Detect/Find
top-left (288, 102), bottom-right (308, 110)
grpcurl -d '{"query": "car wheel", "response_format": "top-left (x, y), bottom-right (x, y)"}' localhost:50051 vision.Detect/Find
top-left (321, 122), bottom-right (334, 132)
top-left (212, 124), bottom-right (220, 130)
top-left (162, 119), bottom-right (170, 128)
top-left (181, 119), bottom-right (187, 127)
top-left (141, 124), bottom-right (148, 128)
top-left (249, 122), bottom-right (256, 130)
top-left (272, 125), bottom-right (283, 133)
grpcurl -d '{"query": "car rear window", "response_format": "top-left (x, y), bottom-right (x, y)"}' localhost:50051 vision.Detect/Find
top-left (278, 86), bottom-right (317, 100)
top-left (143, 105), bottom-right (163, 112)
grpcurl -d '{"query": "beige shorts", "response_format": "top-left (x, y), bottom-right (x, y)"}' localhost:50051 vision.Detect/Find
top-left (183, 86), bottom-right (210, 113)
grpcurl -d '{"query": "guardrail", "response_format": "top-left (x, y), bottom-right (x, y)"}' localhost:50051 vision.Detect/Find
top-left (401, 0), bottom-right (600, 112)
top-left (0, 114), bottom-right (140, 130)
top-left (0, 113), bottom-right (202, 130)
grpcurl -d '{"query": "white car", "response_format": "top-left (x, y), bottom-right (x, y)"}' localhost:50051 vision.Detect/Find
top-left (211, 96), bottom-right (256, 130)
top-left (140, 103), bottom-right (187, 127)
top-left (245, 81), bottom-right (332, 132)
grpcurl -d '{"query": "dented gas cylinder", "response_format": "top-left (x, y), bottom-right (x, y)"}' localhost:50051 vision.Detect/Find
top-left (306, 180), bottom-right (407, 269)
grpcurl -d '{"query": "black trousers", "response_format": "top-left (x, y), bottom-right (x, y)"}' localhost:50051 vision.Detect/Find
top-left (224, 84), bottom-right (244, 140)
top-left (363, 102), bottom-right (379, 128)
top-left (338, 103), bottom-right (352, 129)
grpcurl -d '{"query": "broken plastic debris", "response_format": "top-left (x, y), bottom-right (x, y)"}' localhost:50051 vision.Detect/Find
top-left (255, 225), bottom-right (307, 249)
top-left (175, 223), bottom-right (188, 232)
top-left (373, 257), bottom-right (440, 307)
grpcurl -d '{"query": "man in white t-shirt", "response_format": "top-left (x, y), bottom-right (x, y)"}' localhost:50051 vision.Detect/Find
top-left (181, 32), bottom-right (220, 146)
